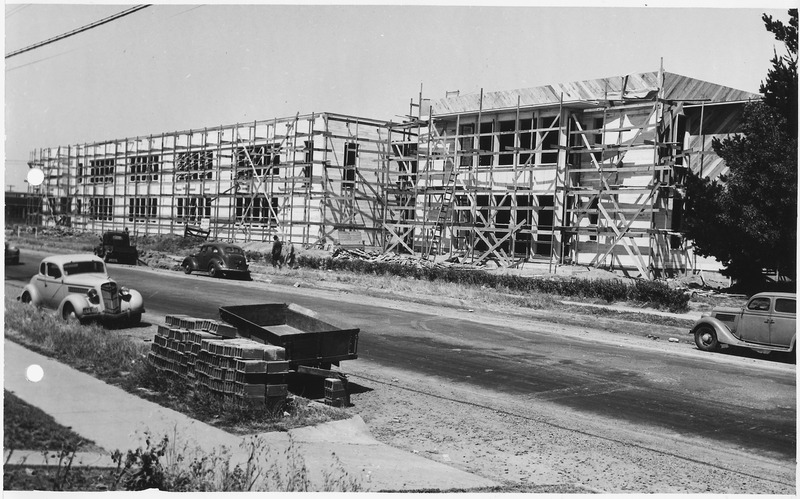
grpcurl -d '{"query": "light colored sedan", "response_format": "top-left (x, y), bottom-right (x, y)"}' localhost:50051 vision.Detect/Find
top-left (691, 292), bottom-right (795, 355)
top-left (18, 254), bottom-right (145, 325)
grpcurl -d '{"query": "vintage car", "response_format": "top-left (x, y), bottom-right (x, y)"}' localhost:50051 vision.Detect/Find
top-left (94, 230), bottom-right (139, 265)
top-left (18, 254), bottom-right (145, 325)
top-left (181, 242), bottom-right (250, 279)
top-left (691, 292), bottom-right (796, 355)
top-left (5, 241), bottom-right (20, 265)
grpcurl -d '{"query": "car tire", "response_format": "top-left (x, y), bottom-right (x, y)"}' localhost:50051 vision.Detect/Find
top-left (20, 291), bottom-right (32, 304)
top-left (183, 263), bottom-right (192, 274)
top-left (62, 303), bottom-right (78, 321)
top-left (208, 264), bottom-right (219, 278)
top-left (694, 325), bottom-right (720, 352)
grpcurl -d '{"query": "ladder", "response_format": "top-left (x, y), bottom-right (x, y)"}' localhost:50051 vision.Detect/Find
top-left (421, 161), bottom-right (457, 260)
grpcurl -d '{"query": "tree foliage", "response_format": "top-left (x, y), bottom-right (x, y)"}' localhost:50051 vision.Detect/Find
top-left (683, 9), bottom-right (797, 290)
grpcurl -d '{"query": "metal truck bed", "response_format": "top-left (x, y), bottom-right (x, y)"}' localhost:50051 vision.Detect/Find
top-left (218, 303), bottom-right (359, 368)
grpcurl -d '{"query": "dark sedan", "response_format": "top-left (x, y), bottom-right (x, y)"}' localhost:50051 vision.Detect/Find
top-left (5, 242), bottom-right (20, 265)
top-left (181, 242), bottom-right (250, 279)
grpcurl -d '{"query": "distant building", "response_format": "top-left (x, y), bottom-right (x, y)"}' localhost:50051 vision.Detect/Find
top-left (27, 70), bottom-right (759, 278)
top-left (5, 190), bottom-right (43, 226)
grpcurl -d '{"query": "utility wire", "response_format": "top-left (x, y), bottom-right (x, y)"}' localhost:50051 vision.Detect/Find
top-left (6, 4), bottom-right (31, 19)
top-left (5, 4), bottom-right (151, 59)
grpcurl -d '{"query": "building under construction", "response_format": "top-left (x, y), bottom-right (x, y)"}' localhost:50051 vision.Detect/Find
top-left (27, 70), bottom-right (759, 278)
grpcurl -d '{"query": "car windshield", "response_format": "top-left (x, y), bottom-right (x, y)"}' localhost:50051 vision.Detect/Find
top-left (63, 260), bottom-right (106, 276)
top-left (224, 247), bottom-right (243, 255)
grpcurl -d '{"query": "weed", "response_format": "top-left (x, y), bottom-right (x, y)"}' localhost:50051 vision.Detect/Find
top-left (107, 431), bottom-right (363, 492)
top-left (5, 298), bottom-right (148, 377)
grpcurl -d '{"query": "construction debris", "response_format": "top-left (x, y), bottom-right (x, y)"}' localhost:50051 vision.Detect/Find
top-left (331, 247), bottom-right (479, 271)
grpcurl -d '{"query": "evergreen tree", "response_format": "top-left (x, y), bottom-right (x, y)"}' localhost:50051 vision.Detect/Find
top-left (683, 9), bottom-right (797, 290)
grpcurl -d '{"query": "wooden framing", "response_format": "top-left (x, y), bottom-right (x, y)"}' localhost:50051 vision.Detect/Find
top-left (27, 71), bottom-right (758, 278)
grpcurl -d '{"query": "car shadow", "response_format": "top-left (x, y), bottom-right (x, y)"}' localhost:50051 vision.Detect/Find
top-left (287, 372), bottom-right (373, 400)
top-left (103, 319), bottom-right (153, 331)
top-left (716, 345), bottom-right (795, 365)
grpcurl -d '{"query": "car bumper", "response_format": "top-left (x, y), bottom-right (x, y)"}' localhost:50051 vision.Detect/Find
top-left (81, 307), bottom-right (145, 321)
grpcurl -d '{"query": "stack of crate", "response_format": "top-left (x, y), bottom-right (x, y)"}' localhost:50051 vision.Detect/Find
top-left (195, 337), bottom-right (289, 408)
top-left (148, 314), bottom-right (290, 409)
top-left (324, 377), bottom-right (349, 407)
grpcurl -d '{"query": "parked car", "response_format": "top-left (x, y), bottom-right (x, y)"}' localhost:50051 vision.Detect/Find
top-left (181, 242), bottom-right (250, 279)
top-left (691, 292), bottom-right (796, 355)
top-left (94, 230), bottom-right (138, 265)
top-left (18, 254), bottom-right (145, 325)
top-left (5, 242), bottom-right (20, 265)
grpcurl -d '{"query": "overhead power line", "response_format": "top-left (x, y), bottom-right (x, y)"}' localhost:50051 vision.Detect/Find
top-left (5, 4), bottom-right (151, 59)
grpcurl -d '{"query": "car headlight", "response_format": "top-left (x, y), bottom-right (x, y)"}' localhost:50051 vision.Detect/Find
top-left (87, 289), bottom-right (100, 304)
top-left (120, 286), bottom-right (131, 297)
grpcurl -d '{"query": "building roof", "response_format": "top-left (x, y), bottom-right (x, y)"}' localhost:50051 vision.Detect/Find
top-left (429, 71), bottom-right (762, 115)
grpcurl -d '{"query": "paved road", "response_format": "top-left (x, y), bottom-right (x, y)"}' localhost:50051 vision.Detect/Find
top-left (5, 254), bottom-right (796, 464)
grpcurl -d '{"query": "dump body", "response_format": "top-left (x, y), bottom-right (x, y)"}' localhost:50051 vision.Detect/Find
top-left (218, 303), bottom-right (359, 368)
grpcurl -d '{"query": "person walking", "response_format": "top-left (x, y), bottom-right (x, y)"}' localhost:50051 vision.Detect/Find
top-left (271, 235), bottom-right (283, 269)
top-left (285, 241), bottom-right (296, 269)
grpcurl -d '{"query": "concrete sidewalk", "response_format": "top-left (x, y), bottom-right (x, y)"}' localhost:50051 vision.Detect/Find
top-left (4, 340), bottom-right (497, 491)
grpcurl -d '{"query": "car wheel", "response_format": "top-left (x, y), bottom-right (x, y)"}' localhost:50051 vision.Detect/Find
top-left (62, 303), bottom-right (78, 321)
top-left (183, 263), bottom-right (192, 274)
top-left (694, 325), bottom-right (720, 352)
top-left (20, 291), bottom-right (32, 304)
top-left (208, 264), bottom-right (219, 278)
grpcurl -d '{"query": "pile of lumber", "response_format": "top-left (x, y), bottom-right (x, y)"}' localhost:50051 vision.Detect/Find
top-left (331, 247), bottom-right (477, 270)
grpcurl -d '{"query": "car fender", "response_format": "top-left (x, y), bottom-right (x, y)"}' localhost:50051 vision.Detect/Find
top-left (181, 256), bottom-right (199, 270)
top-left (18, 284), bottom-right (43, 306)
top-left (58, 294), bottom-right (91, 319)
top-left (121, 289), bottom-right (145, 312)
top-left (691, 316), bottom-right (742, 347)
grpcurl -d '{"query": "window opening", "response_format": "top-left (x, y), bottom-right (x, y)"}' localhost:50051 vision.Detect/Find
top-left (88, 158), bottom-right (115, 184)
top-left (775, 299), bottom-right (796, 314)
top-left (343, 143), bottom-right (358, 185)
top-left (518, 119), bottom-right (533, 166)
top-left (539, 117), bottom-right (559, 164)
top-left (588, 198), bottom-right (599, 241)
top-left (128, 198), bottom-right (158, 222)
top-left (478, 122), bottom-right (493, 167)
top-left (235, 195), bottom-right (279, 224)
top-left (176, 151), bottom-right (213, 180)
top-left (89, 197), bottom-right (113, 221)
top-left (747, 297), bottom-right (771, 311)
top-left (498, 120), bottom-right (516, 166)
top-left (459, 124), bottom-right (475, 167)
top-left (129, 155), bottom-right (159, 182)
top-left (536, 195), bottom-right (554, 256)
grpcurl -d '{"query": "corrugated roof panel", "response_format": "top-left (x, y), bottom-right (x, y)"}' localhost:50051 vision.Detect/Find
top-left (430, 71), bottom-right (761, 115)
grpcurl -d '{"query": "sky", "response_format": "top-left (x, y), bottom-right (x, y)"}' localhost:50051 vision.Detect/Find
top-left (3, 1), bottom-right (796, 191)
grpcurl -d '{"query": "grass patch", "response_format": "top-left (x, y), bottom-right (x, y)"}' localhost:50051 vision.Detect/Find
top-left (3, 431), bottom-right (364, 492)
top-left (3, 390), bottom-right (100, 453)
top-left (4, 298), bottom-right (146, 378)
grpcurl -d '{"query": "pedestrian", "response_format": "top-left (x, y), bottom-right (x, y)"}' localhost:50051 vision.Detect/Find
top-left (271, 235), bottom-right (283, 269)
top-left (285, 241), bottom-right (296, 269)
